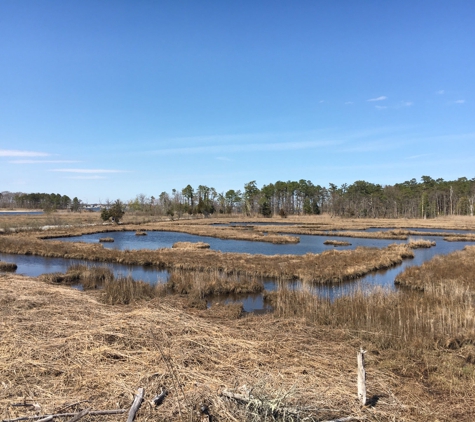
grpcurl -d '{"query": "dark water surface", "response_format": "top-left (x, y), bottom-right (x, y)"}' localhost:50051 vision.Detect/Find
top-left (3, 231), bottom-right (475, 313)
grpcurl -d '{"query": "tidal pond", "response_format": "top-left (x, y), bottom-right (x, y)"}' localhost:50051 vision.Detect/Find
top-left (4, 231), bottom-right (475, 312)
top-left (51, 230), bottom-right (406, 255)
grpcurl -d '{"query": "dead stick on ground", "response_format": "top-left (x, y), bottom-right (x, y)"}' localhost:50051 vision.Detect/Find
top-left (127, 388), bottom-right (144, 422)
top-left (1, 409), bottom-right (126, 422)
top-left (36, 417), bottom-right (53, 422)
top-left (66, 408), bottom-right (90, 422)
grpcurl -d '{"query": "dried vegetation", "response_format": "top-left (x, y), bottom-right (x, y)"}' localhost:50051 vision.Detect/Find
top-left (3, 274), bottom-right (473, 421)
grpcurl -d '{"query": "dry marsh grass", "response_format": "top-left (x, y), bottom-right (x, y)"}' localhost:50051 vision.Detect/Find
top-left (102, 275), bottom-right (158, 305)
top-left (2, 273), bottom-right (473, 421)
top-left (0, 261), bottom-right (17, 271)
top-left (323, 240), bottom-right (351, 246)
top-left (0, 235), bottom-right (413, 283)
top-left (172, 241), bottom-right (210, 249)
top-left (395, 244), bottom-right (475, 291)
top-left (165, 270), bottom-right (264, 299)
top-left (99, 237), bottom-right (114, 242)
top-left (406, 238), bottom-right (436, 248)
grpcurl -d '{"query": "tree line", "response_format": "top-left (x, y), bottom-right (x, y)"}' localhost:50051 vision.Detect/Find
top-left (0, 191), bottom-right (81, 211)
top-left (127, 176), bottom-right (475, 219)
top-left (3, 175), bottom-right (475, 218)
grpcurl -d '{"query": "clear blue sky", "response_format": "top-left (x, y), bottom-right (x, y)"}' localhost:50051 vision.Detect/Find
top-left (1, 0), bottom-right (474, 203)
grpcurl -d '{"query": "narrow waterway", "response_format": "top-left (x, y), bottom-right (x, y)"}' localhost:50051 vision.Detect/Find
top-left (2, 231), bottom-right (475, 312)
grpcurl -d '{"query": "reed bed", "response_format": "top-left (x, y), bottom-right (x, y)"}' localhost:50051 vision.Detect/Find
top-left (406, 238), bottom-right (436, 248)
top-left (165, 270), bottom-right (264, 299)
top-left (323, 240), bottom-right (351, 246)
top-left (172, 241), bottom-right (211, 249)
top-left (263, 226), bottom-right (409, 240)
top-left (0, 261), bottom-right (17, 271)
top-left (2, 273), bottom-right (468, 421)
top-left (39, 264), bottom-right (114, 290)
top-left (0, 235), bottom-right (413, 283)
top-left (99, 237), bottom-right (114, 242)
top-left (268, 285), bottom-right (475, 351)
top-left (395, 244), bottom-right (475, 291)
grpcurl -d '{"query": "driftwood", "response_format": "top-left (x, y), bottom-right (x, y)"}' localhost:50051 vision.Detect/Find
top-left (126, 388), bottom-right (144, 422)
top-left (66, 408), bottom-right (90, 422)
top-left (221, 388), bottom-right (301, 417)
top-left (1, 409), bottom-right (126, 422)
top-left (357, 348), bottom-right (367, 406)
top-left (152, 389), bottom-right (167, 406)
top-left (36, 418), bottom-right (53, 422)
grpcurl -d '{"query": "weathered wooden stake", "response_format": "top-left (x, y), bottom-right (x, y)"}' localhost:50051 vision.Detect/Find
top-left (357, 348), bottom-right (366, 406)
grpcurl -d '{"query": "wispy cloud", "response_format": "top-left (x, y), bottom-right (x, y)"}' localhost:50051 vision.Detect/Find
top-left (0, 150), bottom-right (50, 157)
top-left (319, 100), bottom-right (324, 103)
top-left (66, 175), bottom-right (108, 180)
top-left (50, 169), bottom-right (128, 173)
top-left (405, 153), bottom-right (434, 160)
top-left (10, 160), bottom-right (80, 164)
top-left (454, 100), bottom-right (465, 104)
top-left (375, 105), bottom-right (387, 110)
top-left (345, 101), bottom-right (354, 105)
top-left (367, 96), bottom-right (387, 102)
top-left (436, 90), bottom-right (445, 95)
top-left (149, 140), bottom-right (342, 156)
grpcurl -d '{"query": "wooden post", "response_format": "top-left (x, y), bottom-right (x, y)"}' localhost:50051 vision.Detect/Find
top-left (357, 348), bottom-right (366, 406)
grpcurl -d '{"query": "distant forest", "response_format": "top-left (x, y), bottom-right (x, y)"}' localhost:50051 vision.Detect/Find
top-left (2, 176), bottom-right (475, 218)
top-left (0, 192), bottom-right (81, 212)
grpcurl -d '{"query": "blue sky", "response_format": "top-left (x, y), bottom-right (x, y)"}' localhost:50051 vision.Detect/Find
top-left (1, 0), bottom-right (474, 203)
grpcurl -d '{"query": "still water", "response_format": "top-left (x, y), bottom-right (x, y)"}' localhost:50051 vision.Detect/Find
top-left (3, 231), bottom-right (475, 312)
top-left (51, 230), bottom-right (408, 255)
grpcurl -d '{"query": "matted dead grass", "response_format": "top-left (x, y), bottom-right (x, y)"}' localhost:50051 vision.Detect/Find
top-left (1, 274), bottom-right (471, 421)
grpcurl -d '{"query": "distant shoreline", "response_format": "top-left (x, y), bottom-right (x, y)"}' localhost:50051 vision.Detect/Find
top-left (0, 209), bottom-right (44, 213)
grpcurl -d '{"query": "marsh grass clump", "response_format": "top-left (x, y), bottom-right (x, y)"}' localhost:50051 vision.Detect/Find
top-left (0, 261), bottom-right (17, 271)
top-left (172, 241), bottom-right (210, 249)
top-left (165, 270), bottom-right (264, 299)
top-left (407, 238), bottom-right (436, 248)
top-left (102, 276), bottom-right (158, 304)
top-left (135, 231), bottom-right (147, 236)
top-left (39, 263), bottom-right (114, 289)
top-left (323, 239), bottom-right (351, 246)
top-left (99, 237), bottom-right (114, 242)
top-left (0, 261), bottom-right (18, 271)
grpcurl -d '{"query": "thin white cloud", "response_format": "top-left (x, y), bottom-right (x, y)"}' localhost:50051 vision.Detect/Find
top-left (319, 100), bottom-right (324, 103)
top-left (50, 169), bottom-right (128, 173)
top-left (454, 100), bottom-right (465, 104)
top-left (10, 160), bottom-right (80, 164)
top-left (375, 105), bottom-right (387, 110)
top-left (405, 153), bottom-right (434, 160)
top-left (437, 90), bottom-right (445, 95)
top-left (367, 96), bottom-right (387, 102)
top-left (345, 101), bottom-right (354, 105)
top-left (0, 149), bottom-right (50, 157)
top-left (150, 140), bottom-right (342, 156)
top-left (66, 175), bottom-right (108, 180)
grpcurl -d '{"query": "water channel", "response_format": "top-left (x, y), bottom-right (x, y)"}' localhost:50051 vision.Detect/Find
top-left (2, 229), bottom-right (475, 313)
